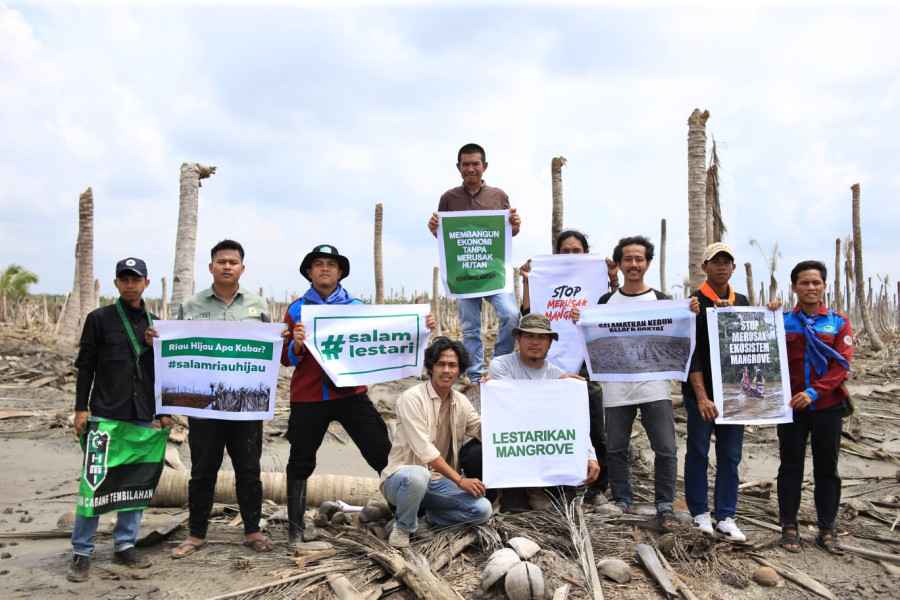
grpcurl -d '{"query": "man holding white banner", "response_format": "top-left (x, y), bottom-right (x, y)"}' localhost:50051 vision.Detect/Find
top-left (573, 236), bottom-right (698, 528)
top-left (461, 313), bottom-right (599, 512)
top-left (519, 229), bottom-right (616, 501)
top-left (282, 244), bottom-right (435, 544)
top-left (147, 239), bottom-right (279, 558)
top-left (428, 143), bottom-right (521, 386)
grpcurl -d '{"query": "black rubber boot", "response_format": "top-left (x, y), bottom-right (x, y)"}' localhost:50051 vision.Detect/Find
top-left (287, 479), bottom-right (307, 545)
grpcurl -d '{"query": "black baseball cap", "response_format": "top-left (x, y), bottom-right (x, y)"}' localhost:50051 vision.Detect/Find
top-left (116, 257), bottom-right (148, 278)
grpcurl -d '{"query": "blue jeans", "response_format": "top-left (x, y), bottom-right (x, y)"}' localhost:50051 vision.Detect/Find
top-left (605, 401), bottom-right (677, 512)
top-left (683, 390), bottom-right (744, 519)
top-left (382, 466), bottom-right (492, 533)
top-left (457, 293), bottom-right (519, 382)
top-left (72, 418), bottom-right (151, 556)
top-left (72, 508), bottom-right (143, 557)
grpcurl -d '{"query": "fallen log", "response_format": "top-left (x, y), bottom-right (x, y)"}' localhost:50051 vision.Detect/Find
top-left (151, 468), bottom-right (383, 507)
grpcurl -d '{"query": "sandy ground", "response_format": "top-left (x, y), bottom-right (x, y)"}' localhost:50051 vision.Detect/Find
top-left (1, 348), bottom-right (899, 599)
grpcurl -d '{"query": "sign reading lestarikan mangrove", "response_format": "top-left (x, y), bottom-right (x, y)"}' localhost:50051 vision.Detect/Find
top-left (302, 304), bottom-right (432, 387)
top-left (481, 378), bottom-right (589, 488)
top-left (152, 320), bottom-right (284, 420)
top-left (437, 210), bottom-right (512, 298)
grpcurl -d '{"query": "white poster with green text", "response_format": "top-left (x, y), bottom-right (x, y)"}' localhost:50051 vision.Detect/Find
top-left (302, 304), bottom-right (432, 387)
top-left (437, 209), bottom-right (512, 298)
top-left (152, 320), bottom-right (284, 420)
top-left (481, 378), bottom-right (589, 488)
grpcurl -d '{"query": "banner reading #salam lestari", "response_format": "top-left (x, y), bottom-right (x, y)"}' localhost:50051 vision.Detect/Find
top-left (708, 306), bottom-right (792, 425)
top-left (437, 209), bottom-right (512, 298)
top-left (481, 378), bottom-right (589, 488)
top-left (302, 304), bottom-right (432, 387)
top-left (152, 320), bottom-right (284, 420)
top-left (576, 299), bottom-right (696, 382)
top-left (77, 419), bottom-right (168, 517)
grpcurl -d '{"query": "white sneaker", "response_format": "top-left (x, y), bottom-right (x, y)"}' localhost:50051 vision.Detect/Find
top-left (388, 526), bottom-right (410, 548)
top-left (715, 517), bottom-right (747, 542)
top-left (692, 512), bottom-right (714, 536)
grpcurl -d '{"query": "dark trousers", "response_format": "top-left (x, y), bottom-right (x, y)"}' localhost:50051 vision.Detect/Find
top-left (187, 418), bottom-right (263, 539)
top-left (777, 405), bottom-right (843, 530)
top-left (588, 385), bottom-right (608, 491)
top-left (286, 393), bottom-right (391, 480)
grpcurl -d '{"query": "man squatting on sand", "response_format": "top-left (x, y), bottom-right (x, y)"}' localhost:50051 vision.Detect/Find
top-left (380, 337), bottom-right (493, 548)
top-left (519, 229), bottom-right (617, 502)
top-left (68, 258), bottom-right (172, 582)
top-left (429, 143), bottom-right (521, 387)
top-left (146, 239), bottom-right (282, 558)
top-left (683, 242), bottom-right (781, 542)
top-left (778, 260), bottom-right (853, 555)
top-left (574, 235), bottom-right (699, 528)
top-left (282, 245), bottom-right (435, 544)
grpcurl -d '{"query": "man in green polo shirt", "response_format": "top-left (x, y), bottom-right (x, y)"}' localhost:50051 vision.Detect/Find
top-left (147, 239), bottom-right (279, 558)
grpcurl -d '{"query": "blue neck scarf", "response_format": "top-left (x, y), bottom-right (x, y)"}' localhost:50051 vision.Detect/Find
top-left (795, 309), bottom-right (850, 376)
top-left (302, 284), bottom-right (355, 306)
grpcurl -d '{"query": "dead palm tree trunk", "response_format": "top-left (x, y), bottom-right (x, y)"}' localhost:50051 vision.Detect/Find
top-left (77, 187), bottom-right (94, 329)
top-left (659, 218), bottom-right (667, 296)
top-left (161, 276), bottom-right (168, 319)
top-left (744, 262), bottom-right (755, 305)
top-left (551, 157), bottom-right (566, 250)
top-left (833, 238), bottom-right (842, 313)
top-left (851, 183), bottom-right (884, 350)
top-left (432, 267), bottom-right (442, 336)
top-left (687, 109), bottom-right (709, 291)
top-left (170, 163), bottom-right (216, 318)
top-left (374, 203), bottom-right (384, 304)
top-left (843, 235), bottom-right (854, 316)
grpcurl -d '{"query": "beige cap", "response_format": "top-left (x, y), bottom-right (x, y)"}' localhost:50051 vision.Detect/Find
top-left (703, 242), bottom-right (735, 263)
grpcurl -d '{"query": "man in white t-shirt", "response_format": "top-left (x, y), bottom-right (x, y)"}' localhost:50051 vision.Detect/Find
top-left (581, 236), bottom-right (698, 528)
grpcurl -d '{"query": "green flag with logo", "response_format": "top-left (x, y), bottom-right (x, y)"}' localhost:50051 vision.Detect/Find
top-left (437, 209), bottom-right (512, 298)
top-left (76, 420), bottom-right (168, 517)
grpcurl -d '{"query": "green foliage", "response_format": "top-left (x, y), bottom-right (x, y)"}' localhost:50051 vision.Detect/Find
top-left (0, 264), bottom-right (39, 301)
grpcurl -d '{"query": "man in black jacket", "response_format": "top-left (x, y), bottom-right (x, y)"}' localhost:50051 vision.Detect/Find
top-left (68, 258), bottom-right (171, 582)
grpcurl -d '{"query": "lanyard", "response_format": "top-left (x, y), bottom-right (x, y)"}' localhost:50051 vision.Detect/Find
top-left (115, 299), bottom-right (153, 380)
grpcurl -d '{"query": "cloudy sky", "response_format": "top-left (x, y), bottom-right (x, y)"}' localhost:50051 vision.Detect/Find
top-left (2, 1), bottom-right (898, 305)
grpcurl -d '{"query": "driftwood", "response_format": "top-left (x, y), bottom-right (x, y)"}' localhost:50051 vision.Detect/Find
top-left (840, 542), bottom-right (900, 566)
top-left (576, 503), bottom-right (605, 600)
top-left (635, 543), bottom-right (678, 599)
top-left (326, 573), bottom-right (366, 600)
top-left (750, 555), bottom-right (837, 600)
top-left (333, 529), bottom-right (465, 600)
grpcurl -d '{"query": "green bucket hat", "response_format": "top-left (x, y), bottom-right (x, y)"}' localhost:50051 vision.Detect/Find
top-left (512, 313), bottom-right (559, 341)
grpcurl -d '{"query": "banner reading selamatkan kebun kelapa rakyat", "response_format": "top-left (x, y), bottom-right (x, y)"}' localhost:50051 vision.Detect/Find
top-left (77, 419), bottom-right (168, 517)
top-left (302, 303), bottom-right (432, 387)
top-left (576, 299), bottom-right (696, 382)
top-left (436, 209), bottom-right (512, 298)
top-left (527, 254), bottom-right (609, 373)
top-left (481, 378), bottom-right (589, 488)
top-left (153, 320), bottom-right (284, 421)
top-left (708, 306), bottom-right (792, 425)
